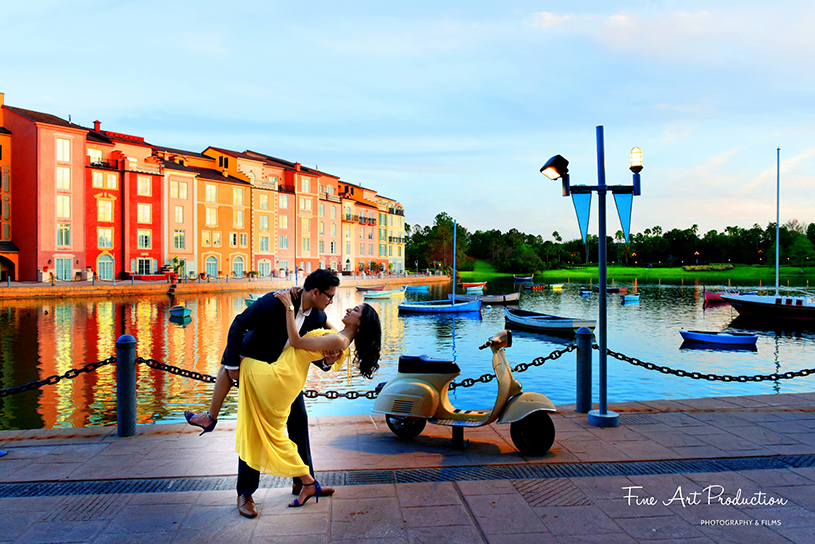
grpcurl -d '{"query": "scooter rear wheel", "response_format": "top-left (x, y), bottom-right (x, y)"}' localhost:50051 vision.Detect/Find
top-left (510, 411), bottom-right (555, 455)
top-left (385, 415), bottom-right (427, 439)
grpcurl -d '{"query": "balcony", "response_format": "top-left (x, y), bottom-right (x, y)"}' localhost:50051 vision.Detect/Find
top-left (389, 236), bottom-right (404, 244)
top-left (279, 184), bottom-right (295, 194)
top-left (358, 217), bottom-right (377, 226)
top-left (344, 214), bottom-right (359, 222)
top-left (126, 162), bottom-right (162, 175)
top-left (320, 192), bottom-right (341, 203)
top-left (388, 207), bottom-right (404, 216)
top-left (89, 159), bottom-right (117, 170)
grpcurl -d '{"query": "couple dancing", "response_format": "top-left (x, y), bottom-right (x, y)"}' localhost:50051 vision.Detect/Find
top-left (184, 269), bottom-right (381, 517)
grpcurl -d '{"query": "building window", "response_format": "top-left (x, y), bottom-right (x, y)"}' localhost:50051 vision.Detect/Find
top-left (57, 195), bottom-right (71, 218)
top-left (279, 194), bottom-right (288, 209)
top-left (233, 187), bottom-right (243, 205)
top-left (302, 237), bottom-right (310, 252)
top-left (360, 243), bottom-right (364, 255)
top-left (301, 218), bottom-right (310, 233)
top-left (98, 200), bottom-right (113, 221)
top-left (98, 227), bottom-right (113, 248)
top-left (240, 233), bottom-right (248, 246)
top-left (137, 176), bottom-right (151, 196)
top-left (299, 197), bottom-right (312, 212)
top-left (233, 209), bottom-right (244, 228)
top-left (56, 137), bottom-right (71, 162)
top-left (302, 177), bottom-right (310, 193)
top-left (280, 214), bottom-right (288, 229)
top-left (174, 229), bottom-right (185, 249)
top-left (259, 261), bottom-right (271, 276)
top-left (280, 235), bottom-right (288, 249)
top-left (319, 221), bottom-right (325, 235)
top-left (380, 244), bottom-right (386, 256)
top-left (331, 206), bottom-right (337, 219)
top-left (106, 173), bottom-right (117, 189)
top-left (213, 232), bottom-right (222, 246)
top-left (319, 203), bottom-right (325, 217)
top-left (179, 181), bottom-right (188, 199)
top-left (175, 205), bottom-right (184, 223)
top-left (389, 245), bottom-right (393, 256)
top-left (319, 240), bottom-right (325, 253)
top-left (56, 166), bottom-right (71, 190)
top-left (369, 243), bottom-right (374, 256)
top-left (259, 215), bottom-right (269, 231)
top-left (87, 148), bottom-right (102, 164)
top-left (92, 171), bottom-right (103, 188)
top-left (206, 184), bottom-right (217, 202)
top-left (331, 223), bottom-right (337, 237)
top-left (55, 257), bottom-right (72, 281)
top-left (202, 231), bottom-right (211, 246)
top-left (330, 241), bottom-right (336, 254)
top-left (259, 193), bottom-right (269, 209)
top-left (137, 258), bottom-right (152, 275)
top-left (346, 241), bottom-right (351, 255)
top-left (230, 233), bottom-right (238, 247)
top-left (260, 236), bottom-right (270, 252)
top-left (137, 229), bottom-right (152, 249)
top-left (137, 203), bottom-right (151, 223)
top-left (170, 180), bottom-right (179, 198)
top-left (57, 223), bottom-right (71, 247)
top-left (205, 207), bottom-right (217, 227)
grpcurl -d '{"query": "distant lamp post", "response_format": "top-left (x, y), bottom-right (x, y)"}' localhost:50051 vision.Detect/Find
top-left (541, 126), bottom-right (642, 428)
top-left (694, 251), bottom-right (699, 265)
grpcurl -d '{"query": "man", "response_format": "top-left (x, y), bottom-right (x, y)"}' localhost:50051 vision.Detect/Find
top-left (223, 268), bottom-right (340, 518)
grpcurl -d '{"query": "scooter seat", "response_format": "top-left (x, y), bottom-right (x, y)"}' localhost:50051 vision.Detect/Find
top-left (398, 355), bottom-right (460, 375)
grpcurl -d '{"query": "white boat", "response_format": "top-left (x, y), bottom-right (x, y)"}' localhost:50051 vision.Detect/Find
top-left (398, 299), bottom-right (482, 314)
top-left (504, 308), bottom-right (595, 335)
top-left (364, 288), bottom-right (406, 299)
top-left (679, 330), bottom-right (758, 346)
top-left (721, 149), bottom-right (815, 321)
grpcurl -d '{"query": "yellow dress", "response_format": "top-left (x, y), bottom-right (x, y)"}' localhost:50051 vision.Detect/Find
top-left (235, 329), bottom-right (349, 477)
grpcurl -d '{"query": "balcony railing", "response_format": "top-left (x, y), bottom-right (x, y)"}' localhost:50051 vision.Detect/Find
top-left (388, 208), bottom-right (404, 216)
top-left (320, 192), bottom-right (341, 203)
top-left (279, 184), bottom-right (295, 194)
top-left (359, 217), bottom-right (377, 225)
top-left (89, 159), bottom-right (116, 170)
top-left (344, 214), bottom-right (359, 222)
top-left (126, 162), bottom-right (162, 175)
top-left (389, 236), bottom-right (404, 244)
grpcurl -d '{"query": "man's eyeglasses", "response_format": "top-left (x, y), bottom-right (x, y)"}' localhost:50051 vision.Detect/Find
top-left (319, 289), bottom-right (335, 302)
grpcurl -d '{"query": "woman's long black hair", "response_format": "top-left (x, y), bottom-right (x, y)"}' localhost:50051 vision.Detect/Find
top-left (353, 303), bottom-right (381, 379)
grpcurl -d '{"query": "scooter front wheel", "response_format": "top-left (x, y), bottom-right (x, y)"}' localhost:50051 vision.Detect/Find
top-left (385, 415), bottom-right (427, 439)
top-left (510, 411), bottom-right (555, 455)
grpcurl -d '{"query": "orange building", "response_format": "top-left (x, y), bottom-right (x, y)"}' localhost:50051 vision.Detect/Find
top-left (0, 93), bottom-right (17, 280)
top-left (339, 182), bottom-right (388, 273)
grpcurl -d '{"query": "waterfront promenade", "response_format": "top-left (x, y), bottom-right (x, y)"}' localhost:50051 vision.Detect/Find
top-left (2, 393), bottom-right (815, 543)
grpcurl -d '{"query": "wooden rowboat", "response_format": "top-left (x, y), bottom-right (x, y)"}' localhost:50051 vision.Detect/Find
top-left (363, 288), bottom-right (406, 299)
top-left (403, 285), bottom-right (430, 291)
top-left (356, 284), bottom-right (386, 292)
top-left (513, 275), bottom-right (534, 282)
top-left (504, 308), bottom-right (595, 335)
top-left (169, 305), bottom-right (191, 318)
top-left (460, 282), bottom-right (487, 288)
top-left (679, 330), bottom-right (758, 346)
top-left (448, 291), bottom-right (520, 305)
top-left (398, 299), bottom-right (482, 314)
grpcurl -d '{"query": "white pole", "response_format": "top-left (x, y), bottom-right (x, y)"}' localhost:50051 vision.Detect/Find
top-left (775, 147), bottom-right (780, 296)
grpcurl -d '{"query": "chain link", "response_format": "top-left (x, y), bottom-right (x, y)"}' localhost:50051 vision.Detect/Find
top-left (448, 344), bottom-right (576, 390)
top-left (137, 357), bottom-right (219, 383)
top-left (0, 357), bottom-right (117, 398)
top-left (601, 345), bottom-right (815, 382)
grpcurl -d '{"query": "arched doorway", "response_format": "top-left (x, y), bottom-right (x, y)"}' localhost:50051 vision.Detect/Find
top-left (205, 256), bottom-right (218, 278)
top-left (0, 255), bottom-right (15, 281)
top-left (232, 256), bottom-right (244, 278)
top-left (97, 254), bottom-right (114, 280)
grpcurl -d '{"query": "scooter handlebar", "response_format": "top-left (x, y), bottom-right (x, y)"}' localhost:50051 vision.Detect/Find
top-left (479, 330), bottom-right (512, 350)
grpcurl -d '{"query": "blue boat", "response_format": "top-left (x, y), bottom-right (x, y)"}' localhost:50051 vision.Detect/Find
top-left (169, 305), bottom-right (191, 318)
top-left (403, 284), bottom-right (430, 292)
top-left (398, 299), bottom-right (482, 314)
top-left (513, 275), bottom-right (534, 282)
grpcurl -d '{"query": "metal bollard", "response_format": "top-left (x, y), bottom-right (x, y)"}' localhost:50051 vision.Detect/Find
top-left (575, 326), bottom-right (593, 413)
top-left (131, 276), bottom-right (135, 285)
top-left (116, 334), bottom-right (138, 437)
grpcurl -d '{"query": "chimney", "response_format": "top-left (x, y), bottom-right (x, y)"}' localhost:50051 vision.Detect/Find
top-left (94, 120), bottom-right (101, 131)
top-left (295, 162), bottom-right (301, 171)
top-left (0, 92), bottom-right (4, 108)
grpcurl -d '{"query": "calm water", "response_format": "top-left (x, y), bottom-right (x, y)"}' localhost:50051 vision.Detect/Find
top-left (1, 278), bottom-right (814, 430)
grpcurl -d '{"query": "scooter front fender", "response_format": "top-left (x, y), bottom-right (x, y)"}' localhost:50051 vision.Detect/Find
top-left (371, 379), bottom-right (439, 418)
top-left (497, 392), bottom-right (556, 424)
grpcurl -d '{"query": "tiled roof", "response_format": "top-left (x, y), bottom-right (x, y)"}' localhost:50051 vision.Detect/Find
top-left (153, 145), bottom-right (209, 159)
top-left (157, 158), bottom-right (248, 184)
top-left (205, 146), bottom-right (265, 162)
top-left (4, 106), bottom-right (85, 130)
top-left (243, 150), bottom-right (328, 176)
top-left (86, 131), bottom-right (113, 144)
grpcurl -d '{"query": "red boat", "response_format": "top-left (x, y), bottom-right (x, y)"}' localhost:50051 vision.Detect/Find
top-left (356, 284), bottom-right (386, 292)
top-left (460, 282), bottom-right (487, 288)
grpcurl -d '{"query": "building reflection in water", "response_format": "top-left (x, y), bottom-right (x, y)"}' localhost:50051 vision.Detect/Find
top-left (0, 287), bottom-right (407, 430)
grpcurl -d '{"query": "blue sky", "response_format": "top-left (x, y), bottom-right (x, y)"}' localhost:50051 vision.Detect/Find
top-left (3, 1), bottom-right (815, 240)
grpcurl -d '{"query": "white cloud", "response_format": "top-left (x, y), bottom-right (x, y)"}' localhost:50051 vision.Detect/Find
top-left (531, 12), bottom-right (571, 29)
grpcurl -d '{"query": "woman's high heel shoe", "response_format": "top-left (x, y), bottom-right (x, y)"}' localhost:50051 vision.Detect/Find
top-left (184, 410), bottom-right (217, 435)
top-left (288, 481), bottom-right (321, 507)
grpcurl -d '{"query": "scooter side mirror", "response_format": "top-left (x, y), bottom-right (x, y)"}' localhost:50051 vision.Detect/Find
top-left (479, 330), bottom-right (513, 350)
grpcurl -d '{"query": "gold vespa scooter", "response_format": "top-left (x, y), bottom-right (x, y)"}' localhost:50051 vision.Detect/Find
top-left (372, 330), bottom-right (557, 455)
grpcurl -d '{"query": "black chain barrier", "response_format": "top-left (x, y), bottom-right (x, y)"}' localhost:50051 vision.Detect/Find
top-left (0, 357), bottom-right (117, 398)
top-left (601, 345), bottom-right (815, 382)
top-left (0, 345), bottom-right (576, 400)
top-left (448, 344), bottom-right (576, 391)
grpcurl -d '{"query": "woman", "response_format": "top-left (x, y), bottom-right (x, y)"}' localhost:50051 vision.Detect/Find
top-left (235, 292), bottom-right (380, 509)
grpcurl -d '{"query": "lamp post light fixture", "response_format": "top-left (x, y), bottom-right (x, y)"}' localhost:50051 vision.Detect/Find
top-left (541, 126), bottom-right (643, 428)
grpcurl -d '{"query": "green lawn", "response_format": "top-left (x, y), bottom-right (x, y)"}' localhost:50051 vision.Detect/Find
top-left (458, 261), bottom-right (815, 287)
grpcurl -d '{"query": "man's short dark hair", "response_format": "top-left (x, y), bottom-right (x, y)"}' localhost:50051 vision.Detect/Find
top-left (303, 269), bottom-right (340, 292)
